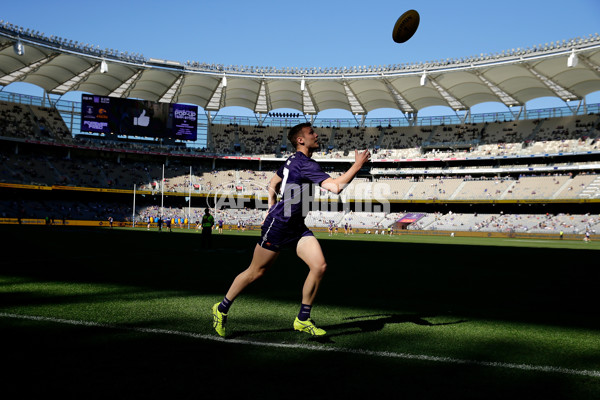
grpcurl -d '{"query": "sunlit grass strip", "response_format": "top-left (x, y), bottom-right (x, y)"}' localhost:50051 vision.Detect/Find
top-left (2, 311), bottom-right (599, 379)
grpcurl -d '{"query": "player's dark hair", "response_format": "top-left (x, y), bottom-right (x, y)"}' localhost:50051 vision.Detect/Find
top-left (288, 122), bottom-right (312, 149)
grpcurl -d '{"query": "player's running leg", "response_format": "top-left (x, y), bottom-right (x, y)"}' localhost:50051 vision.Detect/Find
top-left (226, 244), bottom-right (279, 300)
top-left (212, 244), bottom-right (279, 337)
top-left (293, 235), bottom-right (327, 336)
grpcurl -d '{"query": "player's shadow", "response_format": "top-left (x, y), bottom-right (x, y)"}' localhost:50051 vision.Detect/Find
top-left (227, 313), bottom-right (467, 342)
top-left (309, 314), bottom-right (467, 343)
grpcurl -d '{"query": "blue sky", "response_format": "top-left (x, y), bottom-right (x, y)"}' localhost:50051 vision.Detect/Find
top-left (2, 0), bottom-right (600, 118)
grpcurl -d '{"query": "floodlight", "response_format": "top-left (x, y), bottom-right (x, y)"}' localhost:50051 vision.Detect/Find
top-left (567, 50), bottom-right (578, 68)
top-left (14, 39), bottom-right (24, 56)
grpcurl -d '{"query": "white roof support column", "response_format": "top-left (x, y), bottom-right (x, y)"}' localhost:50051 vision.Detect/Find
top-left (508, 105), bottom-right (524, 120)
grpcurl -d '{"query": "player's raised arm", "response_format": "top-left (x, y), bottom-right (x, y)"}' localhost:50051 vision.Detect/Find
top-left (320, 149), bottom-right (371, 194)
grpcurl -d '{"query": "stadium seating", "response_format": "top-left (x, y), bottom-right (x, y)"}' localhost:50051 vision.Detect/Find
top-left (0, 101), bottom-right (71, 142)
top-left (3, 141), bottom-right (600, 202)
top-left (1, 96), bottom-right (599, 237)
top-left (210, 124), bottom-right (238, 154)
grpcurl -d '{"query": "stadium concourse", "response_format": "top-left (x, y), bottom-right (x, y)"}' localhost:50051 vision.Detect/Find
top-left (0, 22), bottom-right (599, 239)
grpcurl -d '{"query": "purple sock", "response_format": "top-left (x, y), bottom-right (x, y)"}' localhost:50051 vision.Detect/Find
top-left (218, 296), bottom-right (233, 314)
top-left (297, 304), bottom-right (312, 321)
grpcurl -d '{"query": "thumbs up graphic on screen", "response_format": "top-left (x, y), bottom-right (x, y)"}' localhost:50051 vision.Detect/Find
top-left (134, 109), bottom-right (150, 127)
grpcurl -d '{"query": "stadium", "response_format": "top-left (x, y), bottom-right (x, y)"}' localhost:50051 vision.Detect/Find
top-left (1, 10), bottom-right (600, 400)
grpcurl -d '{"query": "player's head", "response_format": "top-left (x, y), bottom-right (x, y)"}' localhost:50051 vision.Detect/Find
top-left (288, 122), bottom-right (318, 150)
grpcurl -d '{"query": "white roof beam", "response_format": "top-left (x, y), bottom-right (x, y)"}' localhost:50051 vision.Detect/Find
top-left (577, 54), bottom-right (600, 78)
top-left (382, 78), bottom-right (415, 113)
top-left (0, 53), bottom-right (57, 85)
top-left (205, 77), bottom-right (226, 111)
top-left (475, 71), bottom-right (520, 107)
top-left (428, 76), bottom-right (467, 110)
top-left (109, 70), bottom-right (143, 98)
top-left (254, 79), bottom-right (269, 114)
top-left (343, 80), bottom-right (365, 114)
top-left (302, 83), bottom-right (317, 115)
top-left (53, 63), bottom-right (98, 94)
top-left (525, 65), bottom-right (578, 101)
top-left (159, 74), bottom-right (184, 103)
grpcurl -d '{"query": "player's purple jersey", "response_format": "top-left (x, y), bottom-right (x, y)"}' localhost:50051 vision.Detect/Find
top-left (268, 151), bottom-right (330, 223)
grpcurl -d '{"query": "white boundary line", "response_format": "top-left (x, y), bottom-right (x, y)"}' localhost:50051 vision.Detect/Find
top-left (2, 311), bottom-right (599, 379)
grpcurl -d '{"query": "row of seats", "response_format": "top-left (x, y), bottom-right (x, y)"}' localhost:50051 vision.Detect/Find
top-left (2, 144), bottom-right (600, 199)
top-left (409, 211), bottom-right (598, 235)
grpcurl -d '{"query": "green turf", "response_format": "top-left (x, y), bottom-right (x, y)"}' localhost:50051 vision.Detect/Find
top-left (1, 225), bottom-right (599, 399)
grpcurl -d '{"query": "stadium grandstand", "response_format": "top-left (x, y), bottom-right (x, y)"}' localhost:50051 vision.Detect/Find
top-left (1, 21), bottom-right (600, 239)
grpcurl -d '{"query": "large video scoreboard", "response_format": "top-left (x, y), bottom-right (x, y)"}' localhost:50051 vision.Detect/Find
top-left (81, 95), bottom-right (198, 141)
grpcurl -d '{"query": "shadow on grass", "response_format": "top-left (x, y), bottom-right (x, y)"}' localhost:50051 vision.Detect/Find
top-left (228, 313), bottom-right (467, 342)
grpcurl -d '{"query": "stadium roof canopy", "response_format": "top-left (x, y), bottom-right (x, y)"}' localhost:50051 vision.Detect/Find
top-left (1, 22), bottom-right (600, 117)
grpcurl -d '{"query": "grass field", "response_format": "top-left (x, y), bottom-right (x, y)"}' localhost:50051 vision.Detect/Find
top-left (1, 225), bottom-right (599, 399)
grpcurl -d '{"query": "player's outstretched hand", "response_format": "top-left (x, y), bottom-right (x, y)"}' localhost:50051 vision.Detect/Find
top-left (355, 149), bottom-right (371, 166)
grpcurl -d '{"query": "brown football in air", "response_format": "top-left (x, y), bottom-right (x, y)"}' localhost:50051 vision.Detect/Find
top-left (392, 10), bottom-right (420, 43)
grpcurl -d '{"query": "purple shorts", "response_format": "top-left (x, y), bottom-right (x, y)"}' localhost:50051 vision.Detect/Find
top-left (258, 214), bottom-right (314, 252)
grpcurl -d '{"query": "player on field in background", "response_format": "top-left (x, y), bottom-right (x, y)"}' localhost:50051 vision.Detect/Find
top-left (201, 208), bottom-right (214, 248)
top-left (212, 122), bottom-right (370, 337)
